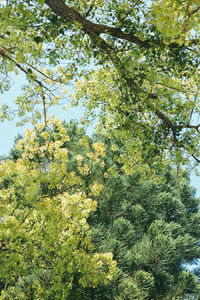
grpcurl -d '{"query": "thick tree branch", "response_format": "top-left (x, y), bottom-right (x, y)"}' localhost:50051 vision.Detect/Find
top-left (147, 93), bottom-right (200, 132)
top-left (45, 0), bottom-right (199, 51)
top-left (44, 0), bottom-right (200, 164)
top-left (45, 0), bottom-right (151, 49)
top-left (155, 109), bottom-right (178, 143)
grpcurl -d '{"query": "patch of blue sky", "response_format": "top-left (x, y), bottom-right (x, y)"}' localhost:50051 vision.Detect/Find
top-left (0, 71), bottom-right (94, 156)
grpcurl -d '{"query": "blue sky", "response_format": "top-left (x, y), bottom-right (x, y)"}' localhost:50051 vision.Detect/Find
top-left (0, 73), bottom-right (89, 154)
top-left (0, 73), bottom-right (200, 197)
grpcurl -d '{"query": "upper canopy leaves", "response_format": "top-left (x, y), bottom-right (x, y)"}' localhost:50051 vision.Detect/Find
top-left (1, 0), bottom-right (200, 170)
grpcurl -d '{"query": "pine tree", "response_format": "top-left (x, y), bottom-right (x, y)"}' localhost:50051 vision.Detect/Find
top-left (77, 131), bottom-right (200, 299)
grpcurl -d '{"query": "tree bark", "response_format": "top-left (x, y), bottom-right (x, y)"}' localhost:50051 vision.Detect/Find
top-left (45, 0), bottom-right (151, 48)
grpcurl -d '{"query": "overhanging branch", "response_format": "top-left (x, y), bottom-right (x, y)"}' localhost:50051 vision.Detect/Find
top-left (45, 0), bottom-right (151, 49)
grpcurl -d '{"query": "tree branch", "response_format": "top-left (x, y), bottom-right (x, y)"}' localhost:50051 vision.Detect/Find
top-left (115, 188), bottom-right (152, 218)
top-left (45, 0), bottom-right (151, 49)
top-left (0, 49), bottom-right (48, 91)
top-left (186, 5), bottom-right (200, 20)
top-left (192, 154), bottom-right (200, 164)
top-left (44, 0), bottom-right (200, 165)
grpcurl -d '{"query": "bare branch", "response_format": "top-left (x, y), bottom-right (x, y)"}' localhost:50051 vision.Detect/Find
top-left (192, 154), bottom-right (200, 164)
top-left (42, 94), bottom-right (48, 126)
top-left (0, 48), bottom-right (49, 91)
top-left (26, 63), bottom-right (61, 83)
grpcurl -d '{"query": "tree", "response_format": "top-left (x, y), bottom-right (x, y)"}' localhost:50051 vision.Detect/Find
top-left (3, 121), bottom-right (200, 299)
top-left (1, 0), bottom-right (200, 170)
top-left (0, 118), bottom-right (116, 299)
top-left (63, 124), bottom-right (200, 299)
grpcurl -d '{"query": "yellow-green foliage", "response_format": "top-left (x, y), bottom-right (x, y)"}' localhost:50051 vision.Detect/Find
top-left (0, 118), bottom-right (116, 299)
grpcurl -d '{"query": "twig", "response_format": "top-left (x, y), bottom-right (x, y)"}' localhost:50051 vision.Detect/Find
top-left (115, 188), bottom-right (152, 217)
top-left (192, 154), bottom-right (200, 164)
top-left (42, 94), bottom-right (48, 126)
top-left (26, 62), bottom-right (61, 83)
top-left (0, 49), bottom-right (49, 91)
top-left (186, 5), bottom-right (200, 20)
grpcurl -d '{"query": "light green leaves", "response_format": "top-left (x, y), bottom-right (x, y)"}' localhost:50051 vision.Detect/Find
top-left (0, 118), bottom-right (116, 298)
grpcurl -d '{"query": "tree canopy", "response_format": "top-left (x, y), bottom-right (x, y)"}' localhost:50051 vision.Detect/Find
top-left (0, 119), bottom-right (116, 299)
top-left (0, 1), bottom-right (200, 298)
top-left (1, 121), bottom-right (199, 299)
top-left (1, 0), bottom-right (200, 171)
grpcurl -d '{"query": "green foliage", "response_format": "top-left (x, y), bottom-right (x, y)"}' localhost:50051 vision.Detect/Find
top-left (4, 121), bottom-right (199, 299)
top-left (0, 0), bottom-right (200, 169)
top-left (0, 0), bottom-right (200, 297)
top-left (75, 123), bottom-right (200, 299)
top-left (0, 119), bottom-right (116, 299)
